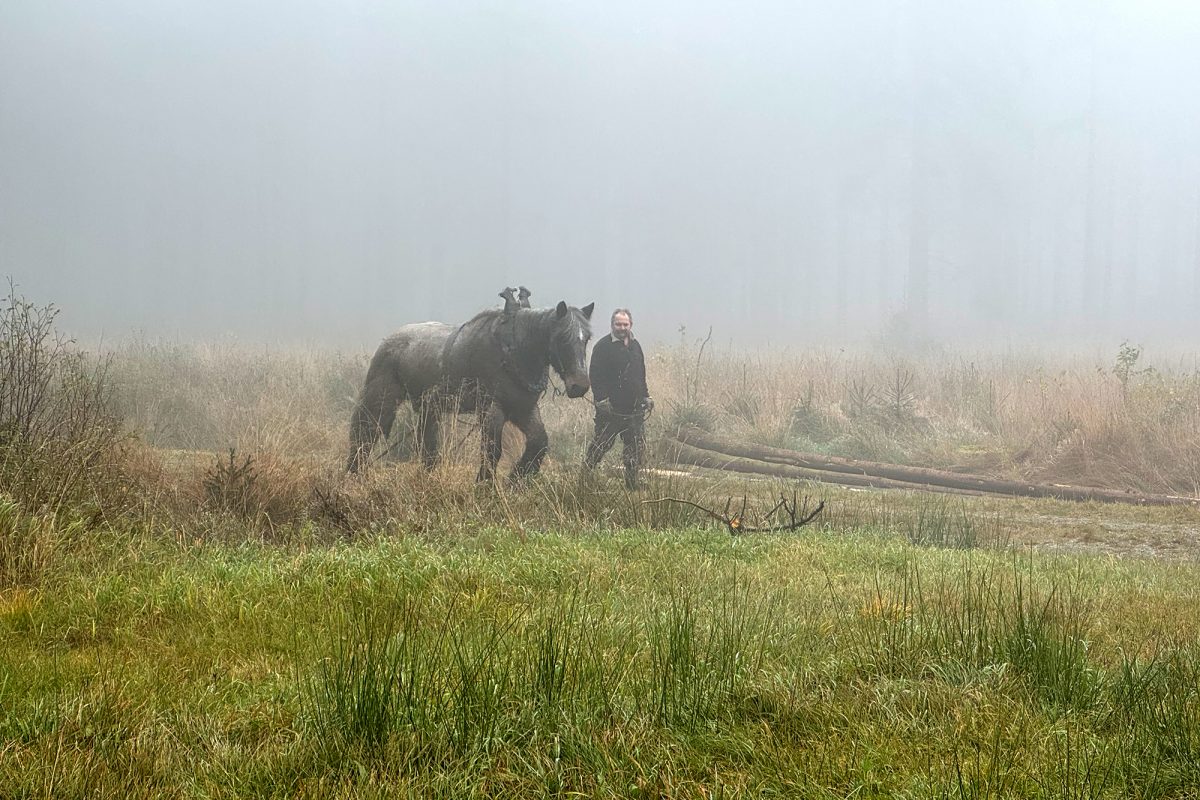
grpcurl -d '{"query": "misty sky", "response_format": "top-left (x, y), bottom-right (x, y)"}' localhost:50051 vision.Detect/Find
top-left (2, 1), bottom-right (1198, 347)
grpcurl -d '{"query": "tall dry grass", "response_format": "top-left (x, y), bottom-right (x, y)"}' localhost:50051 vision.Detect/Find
top-left (649, 338), bottom-right (1200, 495)
top-left (34, 333), bottom-right (1180, 546)
top-left (95, 335), bottom-right (1200, 520)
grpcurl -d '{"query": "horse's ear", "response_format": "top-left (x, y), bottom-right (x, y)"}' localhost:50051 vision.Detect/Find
top-left (556, 301), bottom-right (568, 318)
top-left (582, 302), bottom-right (595, 319)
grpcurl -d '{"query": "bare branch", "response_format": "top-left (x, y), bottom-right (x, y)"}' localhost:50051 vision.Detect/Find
top-left (641, 491), bottom-right (826, 535)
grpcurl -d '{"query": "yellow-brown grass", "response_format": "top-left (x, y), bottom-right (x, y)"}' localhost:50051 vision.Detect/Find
top-left (104, 337), bottom-right (1200, 535)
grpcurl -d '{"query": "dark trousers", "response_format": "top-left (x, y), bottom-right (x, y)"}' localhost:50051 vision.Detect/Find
top-left (584, 411), bottom-right (646, 487)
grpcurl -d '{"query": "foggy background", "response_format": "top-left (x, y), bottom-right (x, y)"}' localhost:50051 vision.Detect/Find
top-left (2, 1), bottom-right (1198, 349)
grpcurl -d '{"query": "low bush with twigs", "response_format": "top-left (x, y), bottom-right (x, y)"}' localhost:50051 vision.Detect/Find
top-left (0, 284), bottom-right (133, 518)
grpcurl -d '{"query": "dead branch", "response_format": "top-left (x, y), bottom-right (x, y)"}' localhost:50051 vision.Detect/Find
top-left (312, 486), bottom-right (355, 537)
top-left (642, 489), bottom-right (825, 535)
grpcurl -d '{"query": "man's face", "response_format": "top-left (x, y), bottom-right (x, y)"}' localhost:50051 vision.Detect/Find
top-left (611, 313), bottom-right (632, 342)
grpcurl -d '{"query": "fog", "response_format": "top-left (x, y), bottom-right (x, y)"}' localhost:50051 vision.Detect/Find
top-left (3, 1), bottom-right (1198, 348)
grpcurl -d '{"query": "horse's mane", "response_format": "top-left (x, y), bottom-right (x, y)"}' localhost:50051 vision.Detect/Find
top-left (453, 305), bottom-right (590, 364)
top-left (458, 306), bottom-right (581, 336)
top-left (460, 308), bottom-right (505, 328)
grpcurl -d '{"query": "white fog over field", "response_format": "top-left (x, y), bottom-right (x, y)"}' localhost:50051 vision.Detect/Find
top-left (2, 1), bottom-right (1198, 349)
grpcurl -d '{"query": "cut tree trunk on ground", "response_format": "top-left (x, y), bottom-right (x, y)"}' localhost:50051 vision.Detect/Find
top-left (670, 442), bottom-right (989, 499)
top-left (670, 427), bottom-right (1198, 507)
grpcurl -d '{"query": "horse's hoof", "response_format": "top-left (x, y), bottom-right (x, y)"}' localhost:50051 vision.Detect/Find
top-left (506, 471), bottom-right (536, 489)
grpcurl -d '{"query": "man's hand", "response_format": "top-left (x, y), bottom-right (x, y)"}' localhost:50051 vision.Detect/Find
top-left (643, 397), bottom-right (655, 413)
top-left (595, 398), bottom-right (613, 415)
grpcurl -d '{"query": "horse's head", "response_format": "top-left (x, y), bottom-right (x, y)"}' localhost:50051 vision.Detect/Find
top-left (548, 300), bottom-right (594, 398)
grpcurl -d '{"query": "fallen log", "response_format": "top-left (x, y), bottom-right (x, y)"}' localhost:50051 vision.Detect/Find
top-left (669, 441), bottom-right (988, 498)
top-left (670, 427), bottom-right (1199, 507)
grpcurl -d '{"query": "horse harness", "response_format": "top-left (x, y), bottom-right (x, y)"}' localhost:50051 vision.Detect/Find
top-left (442, 314), bottom-right (552, 398)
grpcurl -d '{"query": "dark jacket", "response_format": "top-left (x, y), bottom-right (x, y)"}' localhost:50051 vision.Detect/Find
top-left (589, 335), bottom-right (649, 414)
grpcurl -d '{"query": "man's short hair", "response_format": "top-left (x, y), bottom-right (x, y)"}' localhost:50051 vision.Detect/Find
top-left (611, 308), bottom-right (632, 324)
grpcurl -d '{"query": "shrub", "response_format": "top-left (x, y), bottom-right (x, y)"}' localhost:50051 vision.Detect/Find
top-left (0, 283), bottom-right (126, 512)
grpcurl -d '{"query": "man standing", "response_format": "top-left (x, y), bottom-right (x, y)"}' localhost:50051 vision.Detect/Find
top-left (584, 308), bottom-right (653, 489)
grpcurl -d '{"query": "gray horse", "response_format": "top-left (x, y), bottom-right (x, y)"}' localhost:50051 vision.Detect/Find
top-left (347, 300), bottom-right (595, 481)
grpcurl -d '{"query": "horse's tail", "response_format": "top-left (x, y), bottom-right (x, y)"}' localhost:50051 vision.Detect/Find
top-left (346, 348), bottom-right (408, 473)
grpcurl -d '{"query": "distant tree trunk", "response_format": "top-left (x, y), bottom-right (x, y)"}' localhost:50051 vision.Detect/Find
top-left (1099, 172), bottom-right (1117, 328)
top-left (1016, 156), bottom-right (1037, 327)
top-left (906, 133), bottom-right (930, 336)
top-left (1081, 123), bottom-right (1098, 327)
top-left (1194, 190), bottom-right (1200, 328)
top-left (877, 183), bottom-right (892, 321)
top-left (1051, 225), bottom-right (1066, 330)
top-left (835, 183), bottom-right (852, 333)
top-left (905, 19), bottom-right (931, 339)
top-left (877, 1), bottom-right (901, 328)
top-left (1160, 201), bottom-right (1181, 330)
top-left (792, 197), bottom-right (818, 335)
top-left (1081, 30), bottom-right (1101, 330)
top-left (1122, 171), bottom-right (1142, 327)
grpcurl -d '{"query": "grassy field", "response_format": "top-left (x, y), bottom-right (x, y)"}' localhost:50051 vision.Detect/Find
top-left (3, 295), bottom-right (1200, 797)
top-left (4, 471), bottom-right (1200, 798)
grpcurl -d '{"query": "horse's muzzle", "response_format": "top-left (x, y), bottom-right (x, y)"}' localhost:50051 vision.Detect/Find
top-left (565, 379), bottom-right (589, 399)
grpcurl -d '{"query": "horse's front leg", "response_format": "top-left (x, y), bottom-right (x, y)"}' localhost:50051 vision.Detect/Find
top-left (477, 402), bottom-right (506, 483)
top-left (416, 401), bottom-right (441, 469)
top-left (511, 406), bottom-right (549, 481)
top-left (346, 375), bottom-right (402, 473)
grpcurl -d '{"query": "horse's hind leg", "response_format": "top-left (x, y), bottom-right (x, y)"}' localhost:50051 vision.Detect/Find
top-left (511, 407), bottom-right (549, 481)
top-left (476, 402), bottom-right (505, 482)
top-left (415, 402), bottom-right (441, 469)
top-left (347, 375), bottom-right (403, 473)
